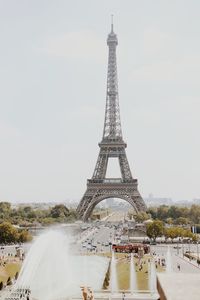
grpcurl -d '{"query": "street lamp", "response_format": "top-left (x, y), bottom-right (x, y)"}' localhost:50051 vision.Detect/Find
top-left (177, 238), bottom-right (181, 256)
top-left (197, 241), bottom-right (199, 266)
top-left (188, 239), bottom-right (191, 254)
top-left (182, 242), bottom-right (184, 258)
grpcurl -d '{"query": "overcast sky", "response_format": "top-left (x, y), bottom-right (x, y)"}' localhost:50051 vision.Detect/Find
top-left (0, 0), bottom-right (200, 203)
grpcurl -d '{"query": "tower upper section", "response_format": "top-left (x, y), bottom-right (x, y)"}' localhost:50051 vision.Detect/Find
top-left (102, 21), bottom-right (123, 144)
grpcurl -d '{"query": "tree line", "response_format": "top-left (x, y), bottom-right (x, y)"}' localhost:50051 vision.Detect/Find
top-left (0, 202), bottom-right (77, 227)
top-left (146, 220), bottom-right (197, 242)
top-left (148, 204), bottom-right (200, 225)
top-left (129, 204), bottom-right (200, 226)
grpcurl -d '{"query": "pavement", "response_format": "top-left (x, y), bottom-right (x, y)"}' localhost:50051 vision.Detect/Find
top-left (157, 272), bottom-right (200, 300)
top-left (151, 244), bottom-right (200, 273)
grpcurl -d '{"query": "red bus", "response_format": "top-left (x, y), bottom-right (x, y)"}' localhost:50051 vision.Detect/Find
top-left (112, 243), bottom-right (150, 254)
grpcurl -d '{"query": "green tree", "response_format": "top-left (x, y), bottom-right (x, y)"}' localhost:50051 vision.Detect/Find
top-left (50, 204), bottom-right (69, 218)
top-left (168, 206), bottom-right (182, 219)
top-left (147, 207), bottom-right (157, 219)
top-left (182, 228), bottom-right (193, 239)
top-left (18, 230), bottom-right (32, 243)
top-left (166, 217), bottom-right (174, 225)
top-left (189, 205), bottom-right (200, 224)
top-left (0, 202), bottom-right (11, 219)
top-left (174, 217), bottom-right (190, 225)
top-left (133, 212), bottom-right (150, 223)
top-left (179, 207), bottom-right (189, 218)
top-left (0, 222), bottom-right (19, 244)
top-left (157, 205), bottom-right (169, 221)
top-left (164, 227), bottom-right (183, 241)
top-left (146, 220), bottom-right (164, 241)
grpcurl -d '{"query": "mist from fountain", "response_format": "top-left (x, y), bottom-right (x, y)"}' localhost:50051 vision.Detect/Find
top-left (110, 251), bottom-right (118, 293)
top-left (15, 230), bottom-right (109, 300)
top-left (166, 246), bottom-right (173, 273)
top-left (148, 261), bottom-right (157, 293)
top-left (130, 253), bottom-right (137, 293)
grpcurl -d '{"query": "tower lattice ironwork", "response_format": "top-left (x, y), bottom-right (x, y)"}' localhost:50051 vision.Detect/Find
top-left (77, 22), bottom-right (147, 221)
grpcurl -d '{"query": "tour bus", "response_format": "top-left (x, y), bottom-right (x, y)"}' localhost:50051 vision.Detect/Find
top-left (112, 243), bottom-right (150, 254)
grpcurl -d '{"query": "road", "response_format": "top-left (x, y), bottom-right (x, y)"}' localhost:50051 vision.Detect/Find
top-left (76, 211), bottom-right (200, 274)
top-left (105, 211), bottom-right (127, 222)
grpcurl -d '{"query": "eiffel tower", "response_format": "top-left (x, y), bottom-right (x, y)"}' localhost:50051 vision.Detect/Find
top-left (77, 21), bottom-right (147, 221)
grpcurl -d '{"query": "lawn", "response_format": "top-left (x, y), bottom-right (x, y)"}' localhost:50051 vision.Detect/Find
top-left (0, 262), bottom-right (21, 285)
top-left (117, 256), bottom-right (150, 290)
top-left (101, 253), bottom-right (164, 291)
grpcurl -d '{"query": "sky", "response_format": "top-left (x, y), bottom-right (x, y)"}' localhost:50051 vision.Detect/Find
top-left (0, 0), bottom-right (200, 203)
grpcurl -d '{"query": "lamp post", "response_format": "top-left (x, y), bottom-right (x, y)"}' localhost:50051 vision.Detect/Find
top-left (188, 239), bottom-right (191, 254)
top-left (182, 242), bottom-right (184, 258)
top-left (176, 240), bottom-right (179, 255)
top-left (177, 238), bottom-right (181, 256)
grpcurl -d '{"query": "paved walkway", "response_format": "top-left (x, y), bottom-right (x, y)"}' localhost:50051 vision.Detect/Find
top-left (151, 245), bottom-right (200, 273)
top-left (176, 253), bottom-right (200, 269)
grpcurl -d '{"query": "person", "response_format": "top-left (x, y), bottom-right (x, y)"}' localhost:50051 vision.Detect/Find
top-left (89, 290), bottom-right (94, 300)
top-left (177, 263), bottom-right (180, 271)
top-left (122, 291), bottom-right (125, 300)
top-left (82, 287), bottom-right (88, 300)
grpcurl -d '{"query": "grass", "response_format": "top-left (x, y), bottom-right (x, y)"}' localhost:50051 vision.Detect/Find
top-left (0, 262), bottom-right (21, 284)
top-left (100, 253), bottom-right (164, 291)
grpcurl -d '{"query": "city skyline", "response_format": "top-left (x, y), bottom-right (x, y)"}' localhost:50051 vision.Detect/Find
top-left (0, 1), bottom-right (200, 202)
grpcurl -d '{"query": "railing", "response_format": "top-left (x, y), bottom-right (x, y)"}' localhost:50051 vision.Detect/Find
top-left (88, 178), bottom-right (136, 184)
top-left (70, 289), bottom-right (159, 300)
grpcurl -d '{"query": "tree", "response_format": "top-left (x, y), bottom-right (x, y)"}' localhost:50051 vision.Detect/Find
top-left (18, 230), bottom-right (32, 243)
top-left (189, 205), bottom-right (200, 224)
top-left (182, 228), bottom-right (194, 239)
top-left (168, 206), bottom-right (182, 219)
top-left (0, 222), bottom-right (32, 244)
top-left (50, 204), bottom-right (69, 218)
top-left (166, 217), bottom-right (173, 225)
top-left (147, 208), bottom-right (157, 219)
top-left (0, 222), bottom-right (19, 244)
top-left (133, 212), bottom-right (150, 223)
top-left (174, 217), bottom-right (190, 225)
top-left (164, 226), bottom-right (198, 242)
top-left (0, 202), bottom-right (11, 219)
top-left (164, 227), bottom-right (183, 241)
top-left (157, 205), bottom-right (169, 221)
top-left (146, 220), bottom-right (164, 241)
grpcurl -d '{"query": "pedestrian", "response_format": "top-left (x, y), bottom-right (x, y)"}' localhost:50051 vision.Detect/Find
top-left (177, 263), bottom-right (180, 271)
top-left (89, 290), bottom-right (94, 300)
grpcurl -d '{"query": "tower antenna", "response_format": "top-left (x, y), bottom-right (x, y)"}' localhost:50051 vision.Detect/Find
top-left (111, 14), bottom-right (114, 32)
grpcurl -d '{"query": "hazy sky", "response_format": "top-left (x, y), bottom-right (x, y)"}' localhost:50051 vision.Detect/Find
top-left (0, 0), bottom-right (200, 203)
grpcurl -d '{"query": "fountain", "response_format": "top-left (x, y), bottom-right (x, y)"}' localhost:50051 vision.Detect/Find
top-left (110, 251), bottom-right (118, 294)
top-left (13, 229), bottom-right (109, 300)
top-left (166, 246), bottom-right (173, 273)
top-left (130, 253), bottom-right (137, 293)
top-left (148, 261), bottom-right (157, 294)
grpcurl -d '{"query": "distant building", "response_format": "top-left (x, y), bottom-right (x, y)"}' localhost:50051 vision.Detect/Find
top-left (144, 194), bottom-right (172, 207)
